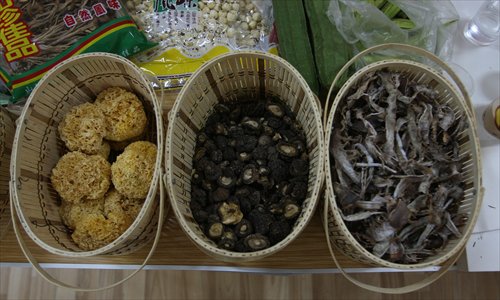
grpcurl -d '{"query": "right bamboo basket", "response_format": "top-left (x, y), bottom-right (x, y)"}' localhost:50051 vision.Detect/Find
top-left (324, 44), bottom-right (483, 270)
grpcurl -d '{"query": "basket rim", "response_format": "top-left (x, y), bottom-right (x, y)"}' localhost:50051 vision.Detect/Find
top-left (1, 107), bottom-right (15, 238)
top-left (0, 107), bottom-right (14, 159)
top-left (9, 52), bottom-right (165, 257)
top-left (323, 59), bottom-right (483, 269)
top-left (165, 50), bottom-right (326, 260)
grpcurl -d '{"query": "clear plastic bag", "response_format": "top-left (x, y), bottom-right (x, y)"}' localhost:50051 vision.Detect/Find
top-left (127, 0), bottom-right (278, 89)
top-left (327, 0), bottom-right (459, 61)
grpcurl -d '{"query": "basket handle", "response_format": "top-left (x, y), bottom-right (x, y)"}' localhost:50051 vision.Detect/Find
top-left (322, 188), bottom-right (483, 294)
top-left (9, 173), bottom-right (166, 292)
top-left (323, 43), bottom-right (473, 127)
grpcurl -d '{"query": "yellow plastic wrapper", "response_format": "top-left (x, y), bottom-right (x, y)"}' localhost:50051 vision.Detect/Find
top-left (127, 0), bottom-right (278, 88)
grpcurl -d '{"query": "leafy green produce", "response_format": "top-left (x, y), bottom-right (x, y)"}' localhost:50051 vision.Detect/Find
top-left (304, 0), bottom-right (352, 92)
top-left (272, 0), bottom-right (319, 94)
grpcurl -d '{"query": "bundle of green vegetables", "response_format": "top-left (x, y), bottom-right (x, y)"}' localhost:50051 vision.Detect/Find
top-left (272, 0), bottom-right (352, 95)
top-left (272, 0), bottom-right (459, 95)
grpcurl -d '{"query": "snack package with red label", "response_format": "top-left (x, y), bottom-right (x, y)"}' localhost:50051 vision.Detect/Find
top-left (0, 0), bottom-right (156, 104)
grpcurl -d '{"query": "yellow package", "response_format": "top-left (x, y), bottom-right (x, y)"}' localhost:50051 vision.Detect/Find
top-left (128, 0), bottom-right (278, 88)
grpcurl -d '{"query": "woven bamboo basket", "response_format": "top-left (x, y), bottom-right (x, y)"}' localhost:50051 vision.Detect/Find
top-left (10, 53), bottom-right (165, 258)
top-left (0, 107), bottom-right (15, 239)
top-left (323, 44), bottom-right (483, 293)
top-left (165, 51), bottom-right (325, 262)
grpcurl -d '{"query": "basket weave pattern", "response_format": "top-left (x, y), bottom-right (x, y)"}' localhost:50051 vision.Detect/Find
top-left (166, 51), bottom-right (325, 262)
top-left (325, 60), bottom-right (483, 269)
top-left (10, 53), bottom-right (164, 257)
top-left (1, 108), bottom-right (15, 238)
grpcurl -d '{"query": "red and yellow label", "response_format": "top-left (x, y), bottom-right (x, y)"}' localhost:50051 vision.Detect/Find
top-left (11, 20), bottom-right (136, 90)
top-left (0, 0), bottom-right (40, 63)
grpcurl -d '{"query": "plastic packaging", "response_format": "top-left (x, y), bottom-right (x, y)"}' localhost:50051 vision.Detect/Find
top-left (128, 0), bottom-right (278, 89)
top-left (0, 0), bottom-right (156, 104)
top-left (327, 0), bottom-right (459, 62)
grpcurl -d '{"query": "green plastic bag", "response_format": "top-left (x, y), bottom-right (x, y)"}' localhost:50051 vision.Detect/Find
top-left (0, 0), bottom-right (156, 104)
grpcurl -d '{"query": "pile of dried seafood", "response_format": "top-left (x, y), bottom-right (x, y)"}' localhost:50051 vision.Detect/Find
top-left (330, 69), bottom-right (469, 264)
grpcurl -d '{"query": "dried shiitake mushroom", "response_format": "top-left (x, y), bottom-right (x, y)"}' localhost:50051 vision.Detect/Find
top-left (218, 202), bottom-right (244, 225)
top-left (283, 201), bottom-right (301, 220)
top-left (244, 234), bottom-right (270, 251)
top-left (218, 229), bottom-right (237, 250)
top-left (208, 222), bottom-right (224, 240)
top-left (190, 99), bottom-right (310, 252)
top-left (235, 219), bottom-right (253, 238)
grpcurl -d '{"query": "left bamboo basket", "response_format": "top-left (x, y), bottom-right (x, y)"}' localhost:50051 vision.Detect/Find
top-left (0, 107), bottom-right (15, 239)
top-left (9, 53), bottom-right (164, 257)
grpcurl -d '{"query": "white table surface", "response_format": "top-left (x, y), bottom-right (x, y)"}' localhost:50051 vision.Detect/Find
top-left (451, 0), bottom-right (500, 272)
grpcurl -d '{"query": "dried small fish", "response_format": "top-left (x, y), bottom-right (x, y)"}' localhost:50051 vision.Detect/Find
top-left (418, 103), bottom-right (432, 145)
top-left (407, 107), bottom-right (422, 159)
top-left (330, 69), bottom-right (468, 264)
top-left (384, 92), bottom-right (398, 161)
top-left (333, 182), bottom-right (360, 211)
top-left (407, 194), bottom-right (428, 213)
top-left (341, 211), bottom-right (383, 222)
top-left (398, 217), bottom-right (427, 242)
top-left (418, 175), bottom-right (433, 194)
top-left (347, 72), bottom-right (377, 101)
top-left (388, 240), bottom-right (405, 262)
top-left (395, 118), bottom-right (409, 162)
top-left (415, 224), bottom-right (436, 249)
top-left (331, 132), bottom-right (360, 185)
top-left (356, 195), bottom-right (387, 211)
top-left (373, 240), bottom-right (391, 258)
top-left (444, 212), bottom-right (462, 238)
top-left (437, 106), bottom-right (456, 131)
top-left (367, 88), bottom-right (386, 114)
top-left (373, 176), bottom-right (394, 188)
top-left (388, 199), bottom-right (410, 230)
top-left (355, 163), bottom-right (398, 174)
top-left (369, 221), bottom-right (396, 242)
top-left (393, 177), bottom-right (419, 199)
top-left (433, 185), bottom-right (449, 210)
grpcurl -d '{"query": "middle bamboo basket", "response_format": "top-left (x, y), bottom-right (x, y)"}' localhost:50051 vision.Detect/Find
top-left (165, 51), bottom-right (325, 262)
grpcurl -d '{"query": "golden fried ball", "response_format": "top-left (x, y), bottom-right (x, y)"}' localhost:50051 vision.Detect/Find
top-left (95, 87), bottom-right (147, 142)
top-left (51, 152), bottom-right (111, 203)
top-left (108, 140), bottom-right (131, 152)
top-left (59, 198), bottom-right (104, 229)
top-left (107, 131), bottom-right (145, 152)
top-left (58, 103), bottom-right (107, 155)
top-left (97, 141), bottom-right (111, 160)
top-left (71, 213), bottom-right (131, 251)
top-left (104, 188), bottom-right (144, 221)
top-left (65, 189), bottom-right (144, 250)
top-left (121, 197), bottom-right (144, 220)
top-left (111, 141), bottom-right (157, 199)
